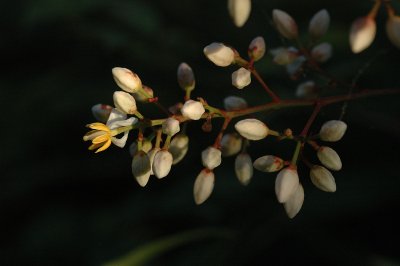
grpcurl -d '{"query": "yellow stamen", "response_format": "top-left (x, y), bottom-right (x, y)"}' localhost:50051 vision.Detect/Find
top-left (92, 134), bottom-right (110, 144)
top-left (95, 139), bottom-right (112, 153)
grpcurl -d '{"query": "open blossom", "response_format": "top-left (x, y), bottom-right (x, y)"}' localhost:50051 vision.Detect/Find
top-left (112, 67), bottom-right (142, 93)
top-left (83, 109), bottom-right (137, 153)
top-left (228, 0), bottom-right (251, 28)
top-left (203, 42), bottom-right (235, 67)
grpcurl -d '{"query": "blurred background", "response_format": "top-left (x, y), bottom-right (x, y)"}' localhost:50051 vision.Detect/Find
top-left (1, 0), bottom-right (400, 265)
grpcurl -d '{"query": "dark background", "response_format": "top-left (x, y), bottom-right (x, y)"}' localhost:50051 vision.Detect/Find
top-left (1, 0), bottom-right (400, 265)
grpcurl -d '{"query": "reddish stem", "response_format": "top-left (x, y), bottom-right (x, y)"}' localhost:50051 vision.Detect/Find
top-left (250, 68), bottom-right (281, 102)
top-left (300, 102), bottom-right (321, 137)
top-left (213, 117), bottom-right (232, 149)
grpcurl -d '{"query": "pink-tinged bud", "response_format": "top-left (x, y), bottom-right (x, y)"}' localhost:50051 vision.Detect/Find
top-left (235, 118), bottom-right (269, 140)
top-left (386, 15), bottom-right (400, 49)
top-left (221, 133), bottom-right (243, 157)
top-left (169, 134), bottom-right (189, 165)
top-left (129, 140), bottom-right (152, 157)
top-left (91, 104), bottom-right (112, 123)
top-left (152, 150), bottom-right (173, 179)
top-left (317, 146), bottom-right (342, 171)
top-left (310, 165), bottom-right (336, 192)
top-left (232, 67), bottom-right (251, 89)
top-left (309, 9), bottom-right (330, 39)
top-left (248, 36), bottom-right (266, 61)
top-left (235, 153), bottom-right (253, 185)
top-left (275, 167), bottom-right (300, 203)
top-left (113, 91), bottom-right (137, 115)
top-left (296, 80), bottom-right (318, 99)
top-left (349, 16), bottom-right (376, 53)
top-left (253, 155), bottom-right (284, 172)
top-left (223, 95), bottom-right (248, 111)
top-left (132, 150), bottom-right (151, 187)
top-left (311, 42), bottom-right (332, 63)
top-left (193, 169), bottom-right (215, 205)
top-left (271, 47), bottom-right (299, 65)
top-left (181, 100), bottom-right (205, 120)
top-left (162, 118), bottom-right (180, 137)
top-left (202, 146), bottom-right (222, 170)
top-left (177, 62), bottom-right (195, 91)
top-left (283, 183), bottom-right (304, 219)
top-left (132, 85), bottom-right (153, 102)
top-left (203, 42), bottom-right (235, 67)
top-left (112, 67), bottom-right (142, 93)
top-left (272, 9), bottom-right (298, 39)
top-left (319, 120), bottom-right (347, 142)
top-left (228, 0), bottom-right (251, 28)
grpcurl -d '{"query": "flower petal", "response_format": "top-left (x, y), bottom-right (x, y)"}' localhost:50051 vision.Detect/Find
top-left (111, 132), bottom-right (129, 148)
top-left (106, 108), bottom-right (127, 126)
top-left (109, 117), bottom-right (137, 130)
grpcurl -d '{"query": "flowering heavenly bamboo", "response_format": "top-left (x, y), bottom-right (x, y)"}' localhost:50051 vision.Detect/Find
top-left (84, 0), bottom-right (400, 218)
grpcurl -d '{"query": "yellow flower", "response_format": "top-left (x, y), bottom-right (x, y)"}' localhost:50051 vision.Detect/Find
top-left (83, 122), bottom-right (112, 153)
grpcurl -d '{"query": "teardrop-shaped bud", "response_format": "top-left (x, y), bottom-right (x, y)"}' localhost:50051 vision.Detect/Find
top-left (272, 9), bottom-right (298, 39)
top-left (310, 165), bottom-right (336, 192)
top-left (220, 133), bottom-right (243, 157)
top-left (148, 147), bottom-right (161, 175)
top-left (309, 9), bottom-right (330, 39)
top-left (235, 119), bottom-right (269, 140)
top-left (152, 150), bottom-right (173, 179)
top-left (181, 100), bottom-right (205, 120)
top-left (203, 42), bottom-right (235, 67)
top-left (169, 134), bottom-right (189, 165)
top-left (349, 16), bottom-right (376, 53)
top-left (253, 155), bottom-right (284, 172)
top-left (228, 0), bottom-right (251, 28)
top-left (248, 36), bottom-right (266, 61)
top-left (232, 67), bottom-right (251, 89)
top-left (201, 146), bottom-right (222, 170)
top-left (317, 146), bottom-right (342, 171)
top-left (112, 67), bottom-right (142, 93)
top-left (223, 96), bottom-right (247, 111)
top-left (91, 104), bottom-right (113, 123)
top-left (113, 91), bottom-right (137, 115)
top-left (275, 167), bottom-right (300, 203)
top-left (193, 169), bottom-right (215, 205)
top-left (311, 42), bottom-right (332, 63)
top-left (177, 62), bottom-right (195, 91)
top-left (162, 118), bottom-right (180, 137)
top-left (132, 150), bottom-right (151, 187)
top-left (129, 140), bottom-right (153, 157)
top-left (296, 80), bottom-right (318, 99)
top-left (386, 15), bottom-right (400, 49)
top-left (283, 183), bottom-right (304, 219)
top-left (132, 85), bottom-right (154, 102)
top-left (235, 153), bottom-right (253, 185)
top-left (319, 120), bottom-right (347, 142)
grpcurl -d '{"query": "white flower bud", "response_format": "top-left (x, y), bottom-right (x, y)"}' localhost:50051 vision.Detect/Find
top-left (112, 67), bottom-right (142, 93)
top-left (203, 42), bottom-right (235, 67)
top-left (228, 0), bottom-right (251, 28)
top-left (193, 169), bottom-right (215, 205)
top-left (235, 118), bottom-right (269, 140)
top-left (152, 150), bottom-right (173, 179)
top-left (386, 15), bottom-right (400, 49)
top-left (113, 91), bottom-right (137, 115)
top-left (253, 155), bottom-right (284, 172)
top-left (132, 85), bottom-right (153, 102)
top-left (177, 62), bottom-right (195, 91)
top-left (129, 140), bottom-right (152, 157)
top-left (132, 151), bottom-right (151, 187)
top-left (162, 118), bottom-right (180, 137)
top-left (248, 36), bottom-right (266, 61)
top-left (220, 133), bottom-right (242, 157)
top-left (317, 146), bottom-right (342, 171)
top-left (309, 9), bottom-right (330, 39)
top-left (169, 134), bottom-right (189, 165)
top-left (296, 80), bottom-right (318, 99)
top-left (201, 146), bottom-right (222, 170)
top-left (91, 104), bottom-right (113, 123)
top-left (310, 165), bottom-right (336, 192)
top-left (319, 120), bottom-right (347, 142)
top-left (272, 47), bottom-right (298, 65)
top-left (272, 9), bottom-right (298, 39)
top-left (223, 95), bottom-right (248, 111)
top-left (311, 42), bottom-right (332, 63)
top-left (181, 100), bottom-right (205, 120)
top-left (232, 67), bottom-right (251, 89)
top-left (235, 153), bottom-right (253, 186)
top-left (349, 16), bottom-right (376, 53)
top-left (275, 167), bottom-right (300, 203)
top-left (283, 183), bottom-right (304, 219)
top-left (148, 148), bottom-right (161, 175)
